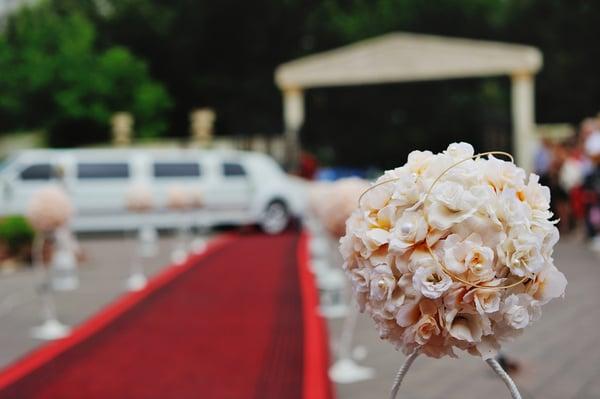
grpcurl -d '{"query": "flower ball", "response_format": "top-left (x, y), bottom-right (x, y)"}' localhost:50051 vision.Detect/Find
top-left (166, 184), bottom-right (191, 210)
top-left (340, 143), bottom-right (567, 359)
top-left (188, 187), bottom-right (204, 209)
top-left (26, 185), bottom-right (73, 232)
top-left (126, 184), bottom-right (154, 213)
top-left (320, 178), bottom-right (370, 238)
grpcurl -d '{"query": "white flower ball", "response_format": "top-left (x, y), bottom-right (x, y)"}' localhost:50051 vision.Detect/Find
top-left (166, 185), bottom-right (191, 210)
top-left (126, 184), bottom-right (154, 213)
top-left (340, 143), bottom-right (567, 359)
top-left (26, 185), bottom-right (73, 232)
top-left (309, 178), bottom-right (369, 238)
top-left (188, 187), bottom-right (204, 209)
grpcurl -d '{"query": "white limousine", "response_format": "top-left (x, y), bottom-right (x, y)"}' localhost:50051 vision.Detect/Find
top-left (0, 148), bottom-right (305, 234)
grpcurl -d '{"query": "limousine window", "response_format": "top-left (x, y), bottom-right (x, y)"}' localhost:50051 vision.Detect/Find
top-left (77, 163), bottom-right (129, 179)
top-left (153, 162), bottom-right (201, 178)
top-left (222, 162), bottom-right (246, 177)
top-left (20, 163), bottom-right (54, 181)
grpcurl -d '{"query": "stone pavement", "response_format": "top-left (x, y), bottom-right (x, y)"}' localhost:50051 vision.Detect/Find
top-left (327, 236), bottom-right (600, 399)
top-left (0, 232), bottom-right (190, 369)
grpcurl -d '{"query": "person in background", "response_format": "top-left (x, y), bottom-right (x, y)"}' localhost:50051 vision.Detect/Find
top-left (541, 142), bottom-right (571, 233)
top-left (534, 138), bottom-right (553, 177)
top-left (560, 135), bottom-right (586, 231)
top-left (582, 130), bottom-right (600, 250)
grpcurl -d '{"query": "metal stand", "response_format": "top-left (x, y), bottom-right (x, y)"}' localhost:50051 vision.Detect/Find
top-left (171, 212), bottom-right (190, 265)
top-left (310, 234), bottom-right (348, 319)
top-left (329, 304), bottom-right (375, 384)
top-left (126, 223), bottom-right (156, 291)
top-left (50, 226), bottom-right (79, 291)
top-left (30, 232), bottom-right (71, 340)
top-left (389, 351), bottom-right (522, 399)
top-left (190, 216), bottom-right (207, 254)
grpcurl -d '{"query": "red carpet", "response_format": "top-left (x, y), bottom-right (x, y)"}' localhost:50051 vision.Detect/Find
top-left (0, 231), bottom-right (332, 399)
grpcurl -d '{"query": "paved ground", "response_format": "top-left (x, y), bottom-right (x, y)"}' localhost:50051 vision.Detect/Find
top-left (327, 234), bottom-right (600, 399)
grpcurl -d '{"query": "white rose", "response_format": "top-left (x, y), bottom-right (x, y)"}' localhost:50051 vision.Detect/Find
top-left (390, 171), bottom-right (420, 208)
top-left (389, 209), bottom-right (428, 254)
top-left (406, 150), bottom-right (434, 175)
top-left (469, 288), bottom-right (501, 314)
top-left (454, 205), bottom-right (506, 249)
top-left (361, 183), bottom-right (392, 211)
top-left (369, 264), bottom-right (397, 302)
top-left (442, 233), bottom-right (495, 283)
top-left (360, 227), bottom-right (390, 258)
top-left (413, 313), bottom-right (440, 345)
top-left (445, 309), bottom-right (485, 343)
top-left (395, 297), bottom-right (421, 327)
top-left (502, 294), bottom-right (529, 329)
top-left (428, 181), bottom-right (479, 231)
top-left (499, 226), bottom-right (545, 277)
top-left (350, 267), bottom-right (370, 293)
top-left (445, 142), bottom-right (475, 160)
top-left (412, 264), bottom-right (452, 299)
top-left (371, 204), bottom-right (398, 230)
top-left (482, 155), bottom-right (526, 191)
top-left (492, 188), bottom-right (530, 228)
top-left (523, 173), bottom-right (551, 210)
top-left (532, 264), bottom-right (567, 304)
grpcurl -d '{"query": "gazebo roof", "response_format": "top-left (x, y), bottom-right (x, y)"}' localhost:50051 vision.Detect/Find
top-left (275, 32), bottom-right (542, 89)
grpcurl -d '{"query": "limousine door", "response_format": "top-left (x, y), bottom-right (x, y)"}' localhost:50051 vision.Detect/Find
top-left (206, 161), bottom-right (254, 214)
top-left (71, 161), bottom-right (131, 216)
top-left (151, 159), bottom-right (205, 208)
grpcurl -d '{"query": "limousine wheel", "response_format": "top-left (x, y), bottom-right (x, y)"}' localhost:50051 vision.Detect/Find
top-left (260, 200), bottom-right (290, 234)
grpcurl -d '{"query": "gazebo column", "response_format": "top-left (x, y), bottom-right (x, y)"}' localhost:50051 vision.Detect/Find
top-left (282, 87), bottom-right (305, 171)
top-left (511, 72), bottom-right (536, 172)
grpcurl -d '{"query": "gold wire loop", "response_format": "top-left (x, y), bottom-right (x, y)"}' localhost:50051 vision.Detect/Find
top-left (357, 151), bottom-right (528, 290)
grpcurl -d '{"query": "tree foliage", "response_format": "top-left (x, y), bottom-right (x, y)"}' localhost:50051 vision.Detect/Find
top-left (0, 2), bottom-right (172, 146)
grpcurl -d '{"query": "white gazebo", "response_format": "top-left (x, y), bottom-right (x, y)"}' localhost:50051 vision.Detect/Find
top-left (275, 32), bottom-right (542, 170)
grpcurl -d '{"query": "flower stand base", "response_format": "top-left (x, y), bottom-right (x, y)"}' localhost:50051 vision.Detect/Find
top-left (126, 272), bottom-right (147, 292)
top-left (329, 358), bottom-right (375, 384)
top-left (30, 318), bottom-right (71, 341)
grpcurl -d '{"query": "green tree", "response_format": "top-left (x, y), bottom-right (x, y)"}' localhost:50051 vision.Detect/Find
top-left (0, 2), bottom-right (172, 146)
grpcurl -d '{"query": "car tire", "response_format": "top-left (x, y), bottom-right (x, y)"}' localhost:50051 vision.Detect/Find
top-left (260, 200), bottom-right (290, 234)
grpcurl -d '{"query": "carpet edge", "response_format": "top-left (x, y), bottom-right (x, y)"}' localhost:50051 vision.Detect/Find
top-left (298, 231), bottom-right (335, 399)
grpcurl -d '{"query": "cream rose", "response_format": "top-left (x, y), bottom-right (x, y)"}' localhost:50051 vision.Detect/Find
top-left (445, 309), bottom-right (485, 343)
top-left (369, 264), bottom-right (396, 302)
top-left (389, 209), bottom-right (428, 254)
top-left (413, 313), bottom-right (440, 345)
top-left (482, 155), bottom-right (526, 191)
top-left (442, 233), bottom-right (495, 283)
top-left (502, 294), bottom-right (529, 329)
top-left (499, 226), bottom-right (545, 277)
top-left (531, 264), bottom-right (567, 304)
top-left (427, 181), bottom-right (479, 231)
top-left (412, 263), bottom-right (452, 299)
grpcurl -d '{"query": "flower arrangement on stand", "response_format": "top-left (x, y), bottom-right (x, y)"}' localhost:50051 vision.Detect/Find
top-left (340, 143), bottom-right (567, 398)
top-left (125, 183), bottom-right (156, 291)
top-left (26, 185), bottom-right (74, 340)
top-left (167, 184), bottom-right (192, 265)
top-left (315, 178), bottom-right (377, 384)
top-left (307, 181), bottom-right (347, 316)
top-left (188, 187), bottom-right (207, 254)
